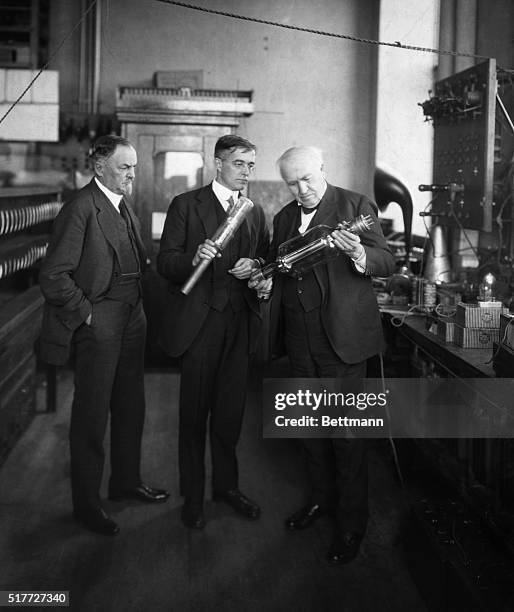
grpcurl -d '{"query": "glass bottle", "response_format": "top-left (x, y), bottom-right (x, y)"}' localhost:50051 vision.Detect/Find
top-left (387, 264), bottom-right (412, 306)
top-left (478, 272), bottom-right (496, 304)
top-left (254, 214), bottom-right (373, 281)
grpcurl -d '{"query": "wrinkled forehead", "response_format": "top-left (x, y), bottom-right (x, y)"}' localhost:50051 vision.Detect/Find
top-left (109, 145), bottom-right (137, 164)
top-left (280, 153), bottom-right (323, 179)
top-left (219, 147), bottom-right (255, 162)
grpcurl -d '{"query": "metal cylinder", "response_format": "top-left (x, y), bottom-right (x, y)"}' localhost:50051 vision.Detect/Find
top-left (180, 196), bottom-right (254, 295)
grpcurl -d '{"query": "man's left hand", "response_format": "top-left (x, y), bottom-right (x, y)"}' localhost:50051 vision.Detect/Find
top-left (229, 258), bottom-right (258, 279)
top-left (332, 228), bottom-right (365, 260)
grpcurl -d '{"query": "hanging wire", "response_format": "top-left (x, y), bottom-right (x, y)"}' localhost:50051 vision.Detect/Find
top-left (377, 353), bottom-right (405, 489)
top-left (154, 0), bottom-right (493, 61)
top-left (1, 0), bottom-right (496, 127)
top-left (0, 0), bottom-right (99, 127)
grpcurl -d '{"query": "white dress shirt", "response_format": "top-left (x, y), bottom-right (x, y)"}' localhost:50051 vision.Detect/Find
top-left (297, 183), bottom-right (366, 272)
top-left (212, 179), bottom-right (240, 212)
top-left (298, 206), bottom-right (318, 235)
top-left (95, 177), bottom-right (123, 212)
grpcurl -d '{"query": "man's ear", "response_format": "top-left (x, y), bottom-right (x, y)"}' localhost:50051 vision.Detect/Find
top-left (94, 159), bottom-right (104, 177)
top-left (214, 157), bottom-right (222, 173)
top-left (320, 163), bottom-right (326, 177)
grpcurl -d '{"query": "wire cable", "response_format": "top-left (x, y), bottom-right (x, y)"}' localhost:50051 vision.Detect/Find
top-left (449, 200), bottom-right (480, 261)
top-left (378, 352), bottom-right (405, 489)
top-left (486, 316), bottom-right (514, 364)
top-left (0, 0), bottom-right (99, 127)
top-left (1, 0), bottom-right (496, 127)
top-left (154, 0), bottom-right (493, 61)
top-left (389, 304), bottom-right (423, 328)
top-left (497, 93), bottom-right (514, 136)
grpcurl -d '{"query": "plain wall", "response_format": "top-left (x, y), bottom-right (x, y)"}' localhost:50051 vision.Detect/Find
top-left (50, 0), bottom-right (380, 197)
top-left (376, 0), bottom-right (440, 236)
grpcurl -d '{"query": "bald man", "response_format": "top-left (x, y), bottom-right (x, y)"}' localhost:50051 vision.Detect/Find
top-left (264, 146), bottom-right (394, 564)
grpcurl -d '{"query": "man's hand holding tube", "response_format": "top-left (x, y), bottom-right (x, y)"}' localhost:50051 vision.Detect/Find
top-left (332, 228), bottom-right (365, 259)
top-left (192, 239), bottom-right (221, 266)
top-left (191, 242), bottom-right (260, 281)
top-left (182, 196), bottom-right (255, 295)
top-left (332, 227), bottom-right (366, 272)
top-left (229, 258), bottom-right (258, 280)
top-left (192, 243), bottom-right (258, 281)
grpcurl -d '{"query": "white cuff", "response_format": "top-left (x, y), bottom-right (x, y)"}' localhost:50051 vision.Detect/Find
top-left (351, 248), bottom-right (367, 273)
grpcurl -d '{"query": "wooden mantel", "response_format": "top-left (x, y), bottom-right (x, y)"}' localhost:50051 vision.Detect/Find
top-left (116, 86), bottom-right (254, 126)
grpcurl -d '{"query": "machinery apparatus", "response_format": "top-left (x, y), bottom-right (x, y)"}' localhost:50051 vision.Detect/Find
top-left (374, 167), bottom-right (413, 263)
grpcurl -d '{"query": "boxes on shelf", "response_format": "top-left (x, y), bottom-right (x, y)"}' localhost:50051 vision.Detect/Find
top-left (437, 318), bottom-right (455, 343)
top-left (454, 324), bottom-right (499, 348)
top-left (455, 302), bottom-right (508, 329)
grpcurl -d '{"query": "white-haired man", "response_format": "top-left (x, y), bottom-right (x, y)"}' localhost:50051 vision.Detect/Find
top-left (265, 146), bottom-right (394, 564)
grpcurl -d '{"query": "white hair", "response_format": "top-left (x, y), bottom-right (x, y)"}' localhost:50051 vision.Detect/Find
top-left (277, 146), bottom-right (324, 173)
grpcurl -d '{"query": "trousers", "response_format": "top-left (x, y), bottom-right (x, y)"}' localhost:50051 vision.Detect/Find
top-left (179, 306), bottom-right (249, 502)
top-left (284, 305), bottom-right (369, 535)
top-left (70, 299), bottom-right (146, 510)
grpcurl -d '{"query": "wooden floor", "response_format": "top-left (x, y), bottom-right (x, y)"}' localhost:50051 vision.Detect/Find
top-left (0, 364), bottom-right (427, 612)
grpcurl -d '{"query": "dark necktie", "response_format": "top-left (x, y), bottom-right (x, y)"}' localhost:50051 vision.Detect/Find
top-left (119, 200), bottom-right (141, 270)
top-left (300, 204), bottom-right (318, 215)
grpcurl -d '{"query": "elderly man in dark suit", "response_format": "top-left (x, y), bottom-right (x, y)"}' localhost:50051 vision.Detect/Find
top-left (157, 135), bottom-right (269, 530)
top-left (39, 135), bottom-right (168, 536)
top-left (262, 146), bottom-right (394, 564)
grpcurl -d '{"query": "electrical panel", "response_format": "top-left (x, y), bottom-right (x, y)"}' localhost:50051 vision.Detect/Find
top-left (494, 71), bottom-right (514, 265)
top-left (420, 59), bottom-right (496, 231)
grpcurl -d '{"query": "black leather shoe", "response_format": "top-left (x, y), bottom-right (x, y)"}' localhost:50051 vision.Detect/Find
top-left (109, 484), bottom-right (170, 503)
top-left (181, 502), bottom-right (205, 530)
top-left (73, 506), bottom-right (120, 536)
top-left (326, 532), bottom-right (362, 565)
top-left (213, 489), bottom-right (260, 520)
top-left (285, 504), bottom-right (325, 530)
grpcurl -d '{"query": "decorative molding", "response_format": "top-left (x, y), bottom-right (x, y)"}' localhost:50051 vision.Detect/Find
top-left (116, 86), bottom-right (254, 125)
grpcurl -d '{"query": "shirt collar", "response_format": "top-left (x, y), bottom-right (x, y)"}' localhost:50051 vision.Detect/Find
top-left (95, 177), bottom-right (123, 210)
top-left (212, 179), bottom-right (239, 210)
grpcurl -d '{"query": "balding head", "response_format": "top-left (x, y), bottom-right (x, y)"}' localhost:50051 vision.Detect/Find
top-left (277, 146), bottom-right (324, 174)
top-left (277, 146), bottom-right (327, 209)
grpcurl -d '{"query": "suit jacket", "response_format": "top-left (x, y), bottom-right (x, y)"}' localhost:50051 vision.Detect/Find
top-left (39, 179), bottom-right (147, 365)
top-left (269, 183), bottom-right (395, 364)
top-left (157, 184), bottom-right (270, 357)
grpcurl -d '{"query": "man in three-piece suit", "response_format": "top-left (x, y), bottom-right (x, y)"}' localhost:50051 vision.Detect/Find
top-left (261, 146), bottom-right (394, 564)
top-left (157, 135), bottom-right (269, 529)
top-left (39, 135), bottom-right (168, 536)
